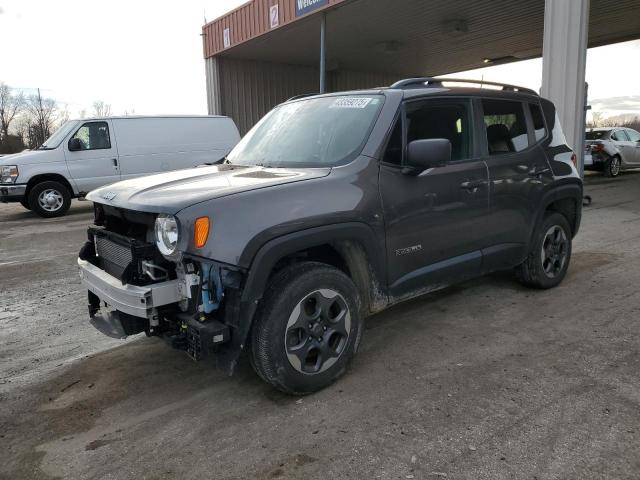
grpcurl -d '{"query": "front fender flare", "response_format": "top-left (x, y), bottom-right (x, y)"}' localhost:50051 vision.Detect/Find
top-left (241, 222), bottom-right (386, 304)
top-left (216, 222), bottom-right (386, 374)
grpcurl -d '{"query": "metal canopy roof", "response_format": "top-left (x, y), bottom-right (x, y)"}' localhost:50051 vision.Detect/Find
top-left (206, 0), bottom-right (640, 76)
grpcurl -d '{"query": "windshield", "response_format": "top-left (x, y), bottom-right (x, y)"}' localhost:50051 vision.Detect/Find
top-left (40, 120), bottom-right (79, 149)
top-left (227, 95), bottom-right (384, 168)
top-left (585, 130), bottom-right (610, 140)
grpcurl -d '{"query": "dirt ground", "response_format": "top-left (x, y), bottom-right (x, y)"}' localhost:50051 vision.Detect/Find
top-left (1, 172), bottom-right (640, 480)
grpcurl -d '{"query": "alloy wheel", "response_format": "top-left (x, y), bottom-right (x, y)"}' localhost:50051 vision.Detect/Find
top-left (610, 157), bottom-right (621, 176)
top-left (284, 289), bottom-right (351, 374)
top-left (540, 225), bottom-right (568, 278)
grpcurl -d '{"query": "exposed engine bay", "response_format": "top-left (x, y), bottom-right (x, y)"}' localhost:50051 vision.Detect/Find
top-left (78, 203), bottom-right (243, 364)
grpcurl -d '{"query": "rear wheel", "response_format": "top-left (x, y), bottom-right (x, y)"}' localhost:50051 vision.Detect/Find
top-left (516, 212), bottom-right (572, 289)
top-left (28, 181), bottom-right (71, 218)
top-left (604, 155), bottom-right (621, 177)
top-left (250, 262), bottom-right (363, 395)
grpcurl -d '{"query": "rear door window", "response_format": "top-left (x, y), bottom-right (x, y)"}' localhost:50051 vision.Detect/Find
top-left (627, 129), bottom-right (640, 142)
top-left (482, 99), bottom-right (529, 154)
top-left (611, 130), bottom-right (630, 142)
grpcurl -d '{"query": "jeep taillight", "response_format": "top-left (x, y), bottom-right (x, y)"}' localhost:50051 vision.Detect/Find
top-left (571, 153), bottom-right (577, 167)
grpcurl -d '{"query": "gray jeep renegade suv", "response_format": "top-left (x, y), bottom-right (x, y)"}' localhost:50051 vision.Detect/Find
top-left (78, 78), bottom-right (582, 394)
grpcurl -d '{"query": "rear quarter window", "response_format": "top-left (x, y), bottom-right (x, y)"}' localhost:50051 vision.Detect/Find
top-left (585, 130), bottom-right (610, 140)
top-left (529, 103), bottom-right (547, 141)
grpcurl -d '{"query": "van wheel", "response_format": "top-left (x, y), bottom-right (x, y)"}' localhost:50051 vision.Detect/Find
top-left (28, 181), bottom-right (71, 218)
top-left (604, 155), bottom-right (621, 177)
top-left (20, 198), bottom-right (31, 210)
top-left (250, 262), bottom-right (363, 395)
top-left (516, 212), bottom-right (572, 289)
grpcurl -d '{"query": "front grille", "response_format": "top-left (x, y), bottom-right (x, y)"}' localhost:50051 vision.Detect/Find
top-left (95, 236), bottom-right (132, 271)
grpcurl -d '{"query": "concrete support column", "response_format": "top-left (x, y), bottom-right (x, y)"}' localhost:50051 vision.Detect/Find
top-left (205, 57), bottom-right (223, 115)
top-left (541, 0), bottom-right (590, 172)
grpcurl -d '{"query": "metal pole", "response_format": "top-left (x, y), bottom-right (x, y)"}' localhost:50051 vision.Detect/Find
top-left (580, 82), bottom-right (589, 179)
top-left (319, 13), bottom-right (326, 93)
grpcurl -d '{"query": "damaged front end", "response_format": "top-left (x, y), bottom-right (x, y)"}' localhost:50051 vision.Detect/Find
top-left (78, 204), bottom-right (252, 372)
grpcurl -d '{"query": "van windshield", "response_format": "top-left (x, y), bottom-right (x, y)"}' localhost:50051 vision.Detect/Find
top-left (39, 120), bottom-right (79, 149)
top-left (227, 95), bottom-right (384, 168)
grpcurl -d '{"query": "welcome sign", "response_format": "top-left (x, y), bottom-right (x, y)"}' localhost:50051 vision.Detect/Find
top-left (295, 0), bottom-right (328, 17)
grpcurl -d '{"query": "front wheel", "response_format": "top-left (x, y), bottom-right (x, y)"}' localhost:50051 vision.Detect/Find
top-left (250, 262), bottom-right (363, 395)
top-left (28, 181), bottom-right (71, 218)
top-left (516, 212), bottom-right (572, 289)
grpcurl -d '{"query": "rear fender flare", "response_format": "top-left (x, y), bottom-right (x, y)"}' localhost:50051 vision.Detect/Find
top-left (531, 182), bottom-right (583, 244)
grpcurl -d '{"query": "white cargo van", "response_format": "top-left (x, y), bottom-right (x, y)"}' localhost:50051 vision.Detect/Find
top-left (0, 115), bottom-right (240, 217)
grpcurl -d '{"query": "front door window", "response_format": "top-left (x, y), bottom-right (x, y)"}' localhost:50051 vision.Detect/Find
top-left (70, 122), bottom-right (111, 150)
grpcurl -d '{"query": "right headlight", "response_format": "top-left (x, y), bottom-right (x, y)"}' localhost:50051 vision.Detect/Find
top-left (1, 165), bottom-right (19, 184)
top-left (155, 214), bottom-right (179, 257)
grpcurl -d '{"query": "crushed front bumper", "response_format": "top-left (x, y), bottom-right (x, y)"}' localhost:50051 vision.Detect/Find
top-left (77, 255), bottom-right (238, 367)
top-left (78, 258), bottom-right (182, 337)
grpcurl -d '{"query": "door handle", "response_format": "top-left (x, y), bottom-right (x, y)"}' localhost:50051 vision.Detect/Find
top-left (112, 158), bottom-right (118, 168)
top-left (528, 167), bottom-right (550, 177)
top-left (460, 179), bottom-right (484, 192)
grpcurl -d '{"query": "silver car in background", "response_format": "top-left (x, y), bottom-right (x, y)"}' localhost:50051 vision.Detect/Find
top-left (584, 127), bottom-right (640, 177)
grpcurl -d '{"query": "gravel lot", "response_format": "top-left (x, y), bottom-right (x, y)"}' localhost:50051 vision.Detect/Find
top-left (1, 172), bottom-right (639, 480)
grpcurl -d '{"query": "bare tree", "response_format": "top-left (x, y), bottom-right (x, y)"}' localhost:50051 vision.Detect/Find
top-left (24, 89), bottom-right (58, 148)
top-left (590, 111), bottom-right (603, 127)
top-left (587, 112), bottom-right (640, 131)
top-left (92, 101), bottom-right (112, 117)
top-left (624, 116), bottom-right (640, 132)
top-left (0, 83), bottom-right (25, 141)
top-left (57, 106), bottom-right (70, 125)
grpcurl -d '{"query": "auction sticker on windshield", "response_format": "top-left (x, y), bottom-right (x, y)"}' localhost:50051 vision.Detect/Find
top-left (330, 97), bottom-right (375, 109)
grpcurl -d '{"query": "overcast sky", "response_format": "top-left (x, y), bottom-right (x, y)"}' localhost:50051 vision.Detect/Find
top-left (0, 0), bottom-right (638, 120)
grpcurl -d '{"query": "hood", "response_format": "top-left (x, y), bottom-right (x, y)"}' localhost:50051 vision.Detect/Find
top-left (0, 149), bottom-right (58, 166)
top-left (87, 164), bottom-right (331, 214)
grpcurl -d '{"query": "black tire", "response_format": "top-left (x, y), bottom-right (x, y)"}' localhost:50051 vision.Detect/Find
top-left (516, 212), bottom-right (572, 289)
top-left (19, 198), bottom-right (31, 210)
top-left (250, 262), bottom-right (363, 395)
top-left (28, 181), bottom-right (71, 218)
top-left (604, 155), bottom-right (621, 177)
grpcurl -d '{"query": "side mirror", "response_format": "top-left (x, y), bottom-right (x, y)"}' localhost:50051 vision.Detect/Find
top-left (68, 138), bottom-right (83, 151)
top-left (404, 139), bottom-right (451, 174)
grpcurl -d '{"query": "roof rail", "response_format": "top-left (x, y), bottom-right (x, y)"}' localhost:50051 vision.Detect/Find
top-left (287, 93), bottom-right (319, 101)
top-left (390, 77), bottom-right (538, 96)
